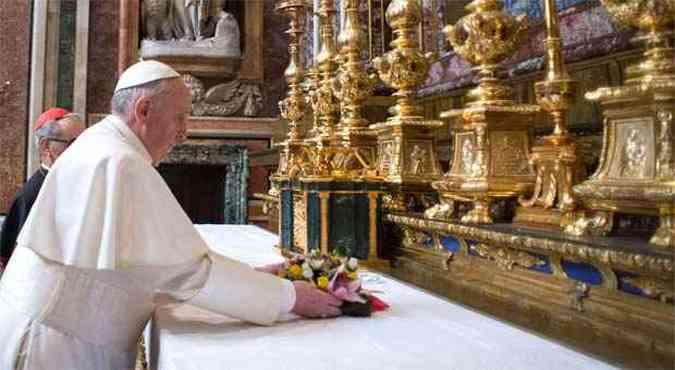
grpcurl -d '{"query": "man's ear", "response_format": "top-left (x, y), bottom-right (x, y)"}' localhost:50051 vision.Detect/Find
top-left (133, 96), bottom-right (152, 124)
top-left (38, 137), bottom-right (50, 152)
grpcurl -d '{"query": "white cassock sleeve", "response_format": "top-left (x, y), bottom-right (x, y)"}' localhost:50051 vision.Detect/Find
top-left (188, 254), bottom-right (295, 325)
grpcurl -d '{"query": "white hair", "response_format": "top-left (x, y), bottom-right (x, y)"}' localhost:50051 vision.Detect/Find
top-left (110, 78), bottom-right (175, 118)
top-left (34, 113), bottom-right (82, 151)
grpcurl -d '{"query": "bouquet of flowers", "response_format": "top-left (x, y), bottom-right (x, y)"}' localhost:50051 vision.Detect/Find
top-left (279, 249), bottom-right (389, 317)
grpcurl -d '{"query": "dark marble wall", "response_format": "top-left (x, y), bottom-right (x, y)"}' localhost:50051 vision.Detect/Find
top-left (87, 0), bottom-right (120, 117)
top-left (260, 0), bottom-right (290, 118)
top-left (0, 2), bottom-right (31, 212)
top-left (420, 3), bottom-right (635, 95)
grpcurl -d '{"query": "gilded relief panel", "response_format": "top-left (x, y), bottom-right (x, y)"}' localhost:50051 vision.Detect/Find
top-left (450, 132), bottom-right (480, 177)
top-left (490, 131), bottom-right (533, 177)
top-left (608, 118), bottom-right (655, 180)
top-left (405, 140), bottom-right (436, 176)
top-left (378, 140), bottom-right (401, 177)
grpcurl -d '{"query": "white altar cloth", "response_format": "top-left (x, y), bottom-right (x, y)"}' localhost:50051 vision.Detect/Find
top-left (148, 224), bottom-right (618, 370)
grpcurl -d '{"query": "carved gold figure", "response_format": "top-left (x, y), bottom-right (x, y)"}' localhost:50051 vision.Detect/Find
top-left (370, 0), bottom-right (443, 186)
top-left (431, 0), bottom-right (538, 224)
top-left (569, 0), bottom-right (675, 247)
top-left (514, 0), bottom-right (584, 228)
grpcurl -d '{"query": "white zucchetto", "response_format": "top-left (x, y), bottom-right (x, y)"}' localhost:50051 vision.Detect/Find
top-left (114, 60), bottom-right (181, 93)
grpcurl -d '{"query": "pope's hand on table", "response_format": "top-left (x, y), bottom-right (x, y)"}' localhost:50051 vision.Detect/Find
top-left (291, 280), bottom-right (342, 319)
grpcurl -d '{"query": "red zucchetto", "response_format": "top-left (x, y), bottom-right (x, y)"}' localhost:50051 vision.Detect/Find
top-left (34, 108), bottom-right (71, 132)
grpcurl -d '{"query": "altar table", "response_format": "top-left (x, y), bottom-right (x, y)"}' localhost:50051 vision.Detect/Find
top-left (147, 225), bottom-right (618, 370)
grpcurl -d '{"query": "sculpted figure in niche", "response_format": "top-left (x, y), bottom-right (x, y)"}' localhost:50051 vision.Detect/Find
top-left (142, 0), bottom-right (174, 40)
top-left (175, 0), bottom-right (210, 41)
top-left (140, 0), bottom-right (241, 58)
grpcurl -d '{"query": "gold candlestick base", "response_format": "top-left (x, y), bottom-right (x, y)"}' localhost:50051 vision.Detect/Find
top-left (432, 106), bottom-right (538, 224)
top-left (514, 141), bottom-right (584, 229)
top-left (370, 119), bottom-right (444, 184)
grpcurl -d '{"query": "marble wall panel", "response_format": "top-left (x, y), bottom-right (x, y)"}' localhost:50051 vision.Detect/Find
top-left (261, 0), bottom-right (291, 118)
top-left (87, 0), bottom-right (119, 117)
top-left (419, 4), bottom-right (635, 96)
top-left (0, 1), bottom-right (31, 212)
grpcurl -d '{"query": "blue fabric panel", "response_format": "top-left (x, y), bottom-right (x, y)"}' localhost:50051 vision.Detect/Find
top-left (615, 271), bottom-right (646, 297)
top-left (440, 236), bottom-right (461, 252)
top-left (561, 260), bottom-right (603, 285)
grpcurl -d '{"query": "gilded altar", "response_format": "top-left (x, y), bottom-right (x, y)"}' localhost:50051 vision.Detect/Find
top-left (264, 0), bottom-right (675, 367)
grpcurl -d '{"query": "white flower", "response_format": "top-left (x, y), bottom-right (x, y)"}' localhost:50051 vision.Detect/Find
top-left (347, 257), bottom-right (358, 270)
top-left (309, 258), bottom-right (323, 270)
top-left (302, 262), bottom-right (310, 270)
top-left (302, 268), bottom-right (314, 279)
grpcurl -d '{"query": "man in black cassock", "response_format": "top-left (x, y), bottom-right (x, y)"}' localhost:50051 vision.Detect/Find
top-left (0, 108), bottom-right (84, 269)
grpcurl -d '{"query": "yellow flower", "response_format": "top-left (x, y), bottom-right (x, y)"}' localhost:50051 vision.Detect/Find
top-left (317, 276), bottom-right (330, 290)
top-left (347, 272), bottom-right (358, 280)
top-left (289, 264), bottom-right (303, 279)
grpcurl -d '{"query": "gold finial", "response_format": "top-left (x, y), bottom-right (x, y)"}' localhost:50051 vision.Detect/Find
top-left (444, 0), bottom-right (527, 106)
top-left (591, 0), bottom-right (674, 89)
top-left (373, 0), bottom-right (435, 123)
top-left (334, 0), bottom-right (377, 131)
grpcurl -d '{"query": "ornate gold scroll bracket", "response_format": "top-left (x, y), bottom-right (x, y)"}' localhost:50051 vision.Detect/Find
top-left (562, 210), bottom-right (614, 237)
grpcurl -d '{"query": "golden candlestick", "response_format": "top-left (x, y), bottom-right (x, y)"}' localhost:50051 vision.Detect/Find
top-left (315, 0), bottom-right (340, 140)
top-left (370, 0), bottom-right (443, 190)
top-left (272, 0), bottom-right (311, 181)
top-left (276, 0), bottom-right (310, 143)
top-left (332, 0), bottom-right (379, 177)
top-left (335, 0), bottom-right (377, 130)
top-left (373, 0), bottom-right (436, 123)
top-left (429, 0), bottom-right (538, 224)
top-left (514, 0), bottom-right (584, 228)
top-left (568, 0), bottom-right (675, 247)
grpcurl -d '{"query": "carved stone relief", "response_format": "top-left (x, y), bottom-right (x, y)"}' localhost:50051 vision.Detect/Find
top-left (184, 74), bottom-right (263, 117)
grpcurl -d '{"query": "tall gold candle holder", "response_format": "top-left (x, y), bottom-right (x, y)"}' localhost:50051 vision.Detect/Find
top-left (513, 0), bottom-right (583, 228)
top-left (303, 65), bottom-right (322, 139)
top-left (273, 0), bottom-right (311, 180)
top-left (429, 0), bottom-right (538, 224)
top-left (567, 0), bottom-right (675, 247)
top-left (332, 0), bottom-right (379, 178)
top-left (299, 0), bottom-right (342, 179)
top-left (370, 0), bottom-right (443, 190)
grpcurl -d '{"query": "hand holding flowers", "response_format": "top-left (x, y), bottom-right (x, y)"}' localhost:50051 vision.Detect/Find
top-left (279, 250), bottom-right (389, 317)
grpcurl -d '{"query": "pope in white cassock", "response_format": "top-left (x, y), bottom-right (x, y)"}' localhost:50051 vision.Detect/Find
top-left (0, 61), bottom-right (342, 370)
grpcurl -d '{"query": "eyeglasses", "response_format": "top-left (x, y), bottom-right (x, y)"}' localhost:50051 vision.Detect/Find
top-left (47, 137), bottom-right (76, 147)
